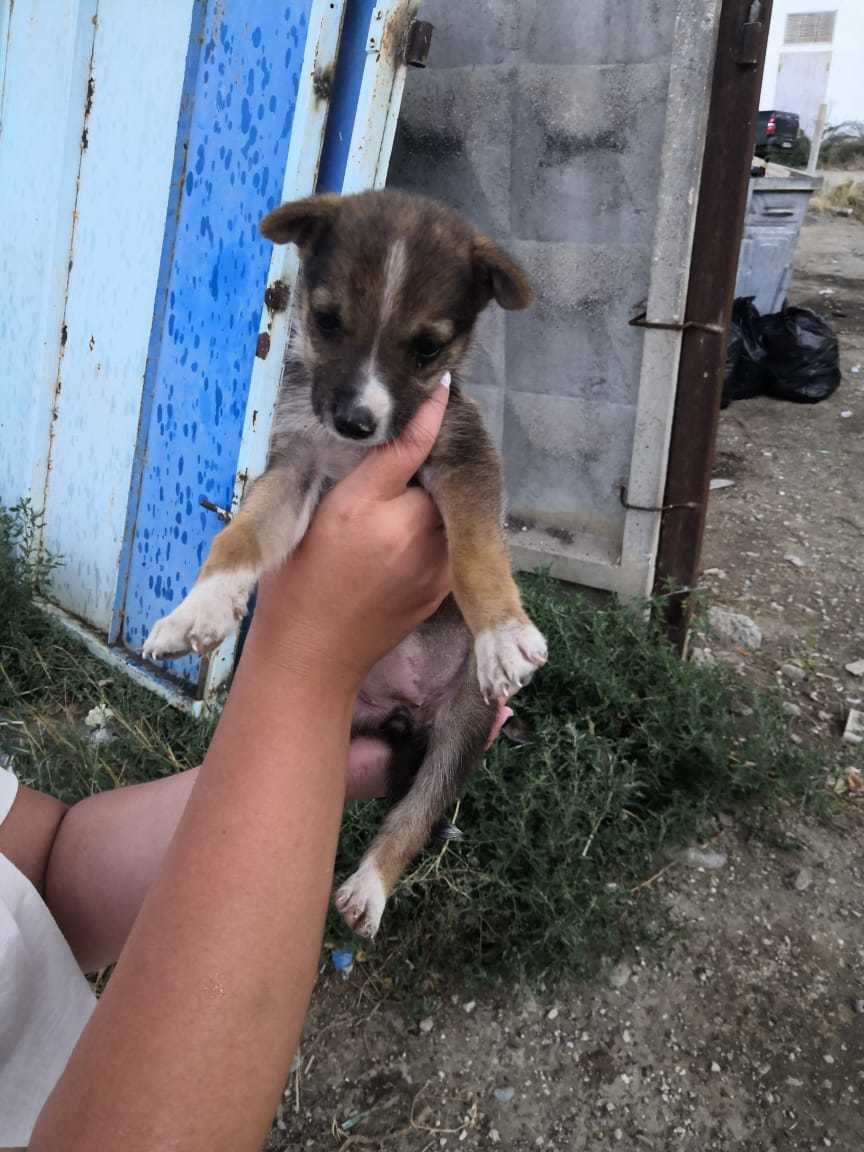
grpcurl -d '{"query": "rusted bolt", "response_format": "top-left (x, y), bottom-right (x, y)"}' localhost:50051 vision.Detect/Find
top-left (264, 279), bottom-right (290, 313)
top-left (256, 332), bottom-right (271, 359)
top-left (404, 20), bottom-right (433, 67)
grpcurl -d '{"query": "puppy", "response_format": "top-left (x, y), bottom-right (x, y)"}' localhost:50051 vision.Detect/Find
top-left (144, 190), bottom-right (547, 938)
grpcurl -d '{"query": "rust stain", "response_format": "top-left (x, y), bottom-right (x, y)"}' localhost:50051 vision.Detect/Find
top-left (256, 332), bottom-right (271, 359)
top-left (312, 63), bottom-right (333, 102)
top-left (264, 279), bottom-right (290, 313)
top-left (381, 3), bottom-right (411, 64)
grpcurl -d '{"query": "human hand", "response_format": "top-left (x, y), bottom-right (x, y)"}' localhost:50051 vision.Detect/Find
top-left (249, 378), bottom-right (452, 692)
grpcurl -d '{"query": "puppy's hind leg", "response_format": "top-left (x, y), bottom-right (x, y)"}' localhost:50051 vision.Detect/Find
top-left (143, 461), bottom-right (319, 661)
top-left (336, 680), bottom-right (494, 939)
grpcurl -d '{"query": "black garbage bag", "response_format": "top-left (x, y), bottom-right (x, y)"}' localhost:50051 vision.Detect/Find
top-left (721, 314), bottom-right (743, 408)
top-left (759, 307), bottom-right (841, 404)
top-left (727, 297), bottom-right (767, 402)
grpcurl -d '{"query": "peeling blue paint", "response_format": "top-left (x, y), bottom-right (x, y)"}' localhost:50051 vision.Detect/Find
top-left (118, 0), bottom-right (313, 682)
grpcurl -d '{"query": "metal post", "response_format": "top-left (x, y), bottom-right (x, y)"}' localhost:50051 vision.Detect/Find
top-left (652, 0), bottom-right (774, 650)
top-left (807, 101), bottom-right (827, 174)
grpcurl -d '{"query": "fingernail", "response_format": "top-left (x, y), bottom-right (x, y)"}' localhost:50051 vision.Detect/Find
top-left (440, 371), bottom-right (451, 390)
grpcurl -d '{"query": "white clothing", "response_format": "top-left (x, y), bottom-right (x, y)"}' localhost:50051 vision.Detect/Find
top-left (0, 766), bottom-right (96, 1144)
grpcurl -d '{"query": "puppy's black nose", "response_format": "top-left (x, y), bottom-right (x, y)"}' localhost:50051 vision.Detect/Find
top-left (332, 399), bottom-right (377, 440)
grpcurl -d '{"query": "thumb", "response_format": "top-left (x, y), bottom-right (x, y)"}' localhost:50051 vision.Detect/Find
top-left (350, 374), bottom-right (451, 499)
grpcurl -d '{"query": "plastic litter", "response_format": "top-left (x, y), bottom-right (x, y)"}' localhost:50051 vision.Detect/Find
top-left (722, 297), bottom-right (766, 406)
top-left (330, 948), bottom-right (354, 978)
top-left (722, 300), bottom-right (841, 407)
top-left (759, 306), bottom-right (841, 404)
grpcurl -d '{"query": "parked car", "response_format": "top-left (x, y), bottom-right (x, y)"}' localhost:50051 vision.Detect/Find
top-left (755, 110), bottom-right (800, 157)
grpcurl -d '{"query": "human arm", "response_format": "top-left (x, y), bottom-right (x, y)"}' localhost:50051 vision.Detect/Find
top-left (29, 382), bottom-right (451, 1152)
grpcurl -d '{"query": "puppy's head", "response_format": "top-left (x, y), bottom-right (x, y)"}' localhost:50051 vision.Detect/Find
top-left (260, 190), bottom-right (532, 444)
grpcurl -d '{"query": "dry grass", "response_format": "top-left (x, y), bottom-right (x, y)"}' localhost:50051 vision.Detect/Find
top-left (810, 179), bottom-right (864, 223)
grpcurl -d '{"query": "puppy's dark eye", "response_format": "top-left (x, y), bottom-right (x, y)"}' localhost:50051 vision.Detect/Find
top-left (414, 336), bottom-right (442, 363)
top-left (314, 311), bottom-right (341, 334)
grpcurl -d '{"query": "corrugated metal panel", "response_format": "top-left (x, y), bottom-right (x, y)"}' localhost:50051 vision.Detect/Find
top-left (117, 0), bottom-right (318, 689)
top-left (41, 0), bottom-right (196, 631)
top-left (202, 0), bottom-right (348, 695)
top-left (202, 0), bottom-right (420, 697)
top-left (0, 0), bottom-right (97, 512)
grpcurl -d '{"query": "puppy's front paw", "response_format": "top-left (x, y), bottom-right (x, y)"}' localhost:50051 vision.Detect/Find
top-left (335, 861), bottom-right (387, 939)
top-left (142, 573), bottom-right (250, 660)
top-left (475, 617), bottom-right (548, 702)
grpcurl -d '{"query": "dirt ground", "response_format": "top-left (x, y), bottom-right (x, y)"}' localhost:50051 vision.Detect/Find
top-left (266, 214), bottom-right (863, 1152)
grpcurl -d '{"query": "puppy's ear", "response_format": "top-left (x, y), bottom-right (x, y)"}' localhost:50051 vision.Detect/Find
top-left (260, 194), bottom-right (342, 249)
top-left (471, 235), bottom-right (533, 310)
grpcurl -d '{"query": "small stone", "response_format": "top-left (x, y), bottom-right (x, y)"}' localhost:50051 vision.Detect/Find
top-left (614, 1129), bottom-right (623, 1142)
top-left (489, 1130), bottom-right (501, 1145)
top-left (842, 709), bottom-right (864, 746)
top-left (419, 1017), bottom-right (434, 1033)
top-left (463, 1001), bottom-right (476, 1014)
top-left (546, 1007), bottom-right (559, 1021)
top-left (690, 647), bottom-right (716, 666)
top-left (790, 867), bottom-right (813, 892)
top-left (781, 663), bottom-right (807, 682)
top-left (784, 554), bottom-right (805, 568)
top-left (711, 1062), bottom-right (721, 1073)
top-left (782, 702), bottom-right (802, 717)
top-left (709, 478), bottom-right (735, 491)
top-left (493, 1087), bottom-right (514, 1104)
top-left (609, 961), bottom-right (631, 989)
top-left (844, 659), bottom-right (864, 678)
top-left (717, 811), bottom-right (734, 829)
top-left (823, 1054), bottom-right (835, 1064)
top-left (851, 999), bottom-right (864, 1015)
top-left (708, 608), bottom-right (761, 650)
top-left (682, 847), bottom-right (728, 871)
top-left (840, 410), bottom-right (853, 418)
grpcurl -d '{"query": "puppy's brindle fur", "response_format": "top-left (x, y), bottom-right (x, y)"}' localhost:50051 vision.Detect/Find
top-left (144, 190), bottom-right (548, 938)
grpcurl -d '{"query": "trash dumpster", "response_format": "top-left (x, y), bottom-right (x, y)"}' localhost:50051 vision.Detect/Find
top-left (735, 166), bottom-right (821, 314)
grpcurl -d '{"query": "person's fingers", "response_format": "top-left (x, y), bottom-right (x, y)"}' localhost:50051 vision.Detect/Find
top-left (348, 376), bottom-right (450, 500)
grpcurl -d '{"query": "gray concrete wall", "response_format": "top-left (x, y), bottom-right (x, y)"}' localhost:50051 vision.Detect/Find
top-left (388, 0), bottom-right (680, 557)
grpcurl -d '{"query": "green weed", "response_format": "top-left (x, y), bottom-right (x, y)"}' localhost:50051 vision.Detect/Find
top-left (0, 503), bottom-right (825, 986)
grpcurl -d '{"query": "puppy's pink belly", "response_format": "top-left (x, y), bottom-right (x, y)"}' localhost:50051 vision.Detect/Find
top-left (355, 630), bottom-right (470, 727)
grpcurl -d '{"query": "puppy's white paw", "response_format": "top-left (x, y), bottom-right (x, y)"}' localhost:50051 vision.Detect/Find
top-left (475, 617), bottom-right (548, 702)
top-left (142, 571), bottom-right (252, 661)
top-left (335, 860), bottom-right (387, 939)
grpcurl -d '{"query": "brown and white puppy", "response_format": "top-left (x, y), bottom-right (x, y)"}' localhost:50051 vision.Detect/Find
top-left (143, 190), bottom-right (547, 937)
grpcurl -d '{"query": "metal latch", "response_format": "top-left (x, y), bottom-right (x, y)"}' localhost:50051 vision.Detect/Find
top-left (404, 20), bottom-right (433, 67)
top-left (734, 1), bottom-right (764, 66)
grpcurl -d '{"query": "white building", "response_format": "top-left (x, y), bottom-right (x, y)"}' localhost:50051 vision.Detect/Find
top-left (760, 1), bottom-right (864, 137)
